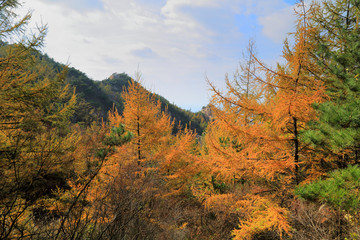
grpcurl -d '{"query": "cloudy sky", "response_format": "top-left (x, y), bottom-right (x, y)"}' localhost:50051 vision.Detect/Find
top-left (21, 0), bottom-right (298, 111)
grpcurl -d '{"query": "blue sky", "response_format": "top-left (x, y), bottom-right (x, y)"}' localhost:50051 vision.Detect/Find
top-left (22, 0), bottom-right (299, 111)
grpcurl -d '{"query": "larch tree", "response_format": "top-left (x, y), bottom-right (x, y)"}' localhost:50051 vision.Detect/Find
top-left (204, 1), bottom-right (325, 238)
top-left (120, 74), bottom-right (173, 167)
top-left (206, 39), bottom-right (294, 239)
top-left (0, 1), bottom-right (80, 238)
top-left (80, 76), bottom-right (179, 239)
top-left (205, 39), bottom-right (264, 184)
top-left (160, 125), bottom-right (201, 196)
top-left (264, 1), bottom-right (326, 182)
top-left (50, 121), bottom-right (133, 240)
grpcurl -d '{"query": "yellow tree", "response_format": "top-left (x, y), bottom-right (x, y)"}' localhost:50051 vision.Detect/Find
top-left (81, 76), bottom-right (178, 239)
top-left (204, 1), bottom-right (325, 239)
top-left (208, 0), bottom-right (324, 187)
top-left (49, 121), bottom-right (133, 240)
top-left (0, 1), bottom-right (80, 238)
top-left (160, 125), bottom-right (201, 196)
top-left (121, 75), bottom-right (173, 167)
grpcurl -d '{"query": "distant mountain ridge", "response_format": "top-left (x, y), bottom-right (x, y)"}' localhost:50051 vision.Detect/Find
top-left (34, 52), bottom-right (208, 134)
top-left (99, 72), bottom-right (209, 134)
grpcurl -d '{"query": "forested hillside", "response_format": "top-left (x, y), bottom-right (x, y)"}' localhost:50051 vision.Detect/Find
top-left (25, 53), bottom-right (208, 134)
top-left (1, 0), bottom-right (359, 239)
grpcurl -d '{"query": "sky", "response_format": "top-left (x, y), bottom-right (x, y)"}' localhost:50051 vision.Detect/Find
top-left (20, 0), bottom-right (299, 111)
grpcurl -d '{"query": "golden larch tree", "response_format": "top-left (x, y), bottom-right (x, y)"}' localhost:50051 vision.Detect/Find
top-left (121, 75), bottom-right (173, 167)
top-left (204, 1), bottom-right (325, 239)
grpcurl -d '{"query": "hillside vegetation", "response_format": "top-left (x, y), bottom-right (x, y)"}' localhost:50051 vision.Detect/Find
top-left (29, 53), bottom-right (208, 134)
top-left (1, 0), bottom-right (360, 239)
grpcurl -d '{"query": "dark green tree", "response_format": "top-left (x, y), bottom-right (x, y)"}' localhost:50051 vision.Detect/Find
top-left (296, 165), bottom-right (360, 213)
top-left (295, 165), bottom-right (360, 239)
top-left (304, 0), bottom-right (360, 166)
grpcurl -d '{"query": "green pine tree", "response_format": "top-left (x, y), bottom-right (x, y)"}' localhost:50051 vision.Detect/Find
top-left (303, 0), bottom-right (360, 166)
top-left (296, 165), bottom-right (360, 213)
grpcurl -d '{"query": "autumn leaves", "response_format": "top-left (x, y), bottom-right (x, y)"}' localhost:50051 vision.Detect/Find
top-left (1, 0), bottom-right (360, 239)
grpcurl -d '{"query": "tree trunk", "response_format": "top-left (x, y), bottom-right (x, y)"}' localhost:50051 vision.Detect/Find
top-left (293, 117), bottom-right (299, 185)
top-left (137, 115), bottom-right (141, 166)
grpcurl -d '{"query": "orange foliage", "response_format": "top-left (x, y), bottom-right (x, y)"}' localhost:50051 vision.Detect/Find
top-left (207, 1), bottom-right (324, 186)
top-left (203, 1), bottom-right (326, 239)
top-left (121, 77), bottom-right (173, 166)
top-left (232, 195), bottom-right (291, 240)
top-left (160, 126), bottom-right (201, 196)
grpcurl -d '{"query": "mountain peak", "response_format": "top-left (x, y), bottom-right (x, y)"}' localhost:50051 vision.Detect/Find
top-left (109, 72), bottom-right (121, 80)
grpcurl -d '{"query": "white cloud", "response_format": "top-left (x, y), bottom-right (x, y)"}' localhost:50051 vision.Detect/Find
top-left (34, 0), bottom-right (104, 11)
top-left (258, 5), bottom-right (296, 43)
top-left (161, 0), bottom-right (219, 18)
top-left (18, 0), bottom-right (297, 111)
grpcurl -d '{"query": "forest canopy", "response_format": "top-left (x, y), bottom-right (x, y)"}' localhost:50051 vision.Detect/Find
top-left (0, 0), bottom-right (359, 239)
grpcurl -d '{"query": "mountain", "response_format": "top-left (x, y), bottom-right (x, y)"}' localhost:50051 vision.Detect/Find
top-left (99, 72), bottom-right (208, 135)
top-left (35, 52), bottom-right (208, 134)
